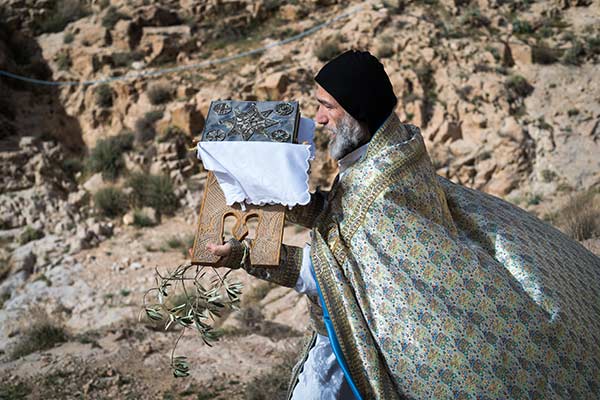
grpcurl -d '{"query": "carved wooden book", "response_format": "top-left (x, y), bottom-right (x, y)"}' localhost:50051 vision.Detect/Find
top-left (192, 100), bottom-right (300, 268)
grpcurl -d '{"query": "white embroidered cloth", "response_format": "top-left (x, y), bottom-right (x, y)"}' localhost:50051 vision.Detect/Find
top-left (197, 117), bottom-right (315, 207)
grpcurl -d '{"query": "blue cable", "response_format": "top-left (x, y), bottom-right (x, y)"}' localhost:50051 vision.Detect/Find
top-left (311, 266), bottom-right (363, 400)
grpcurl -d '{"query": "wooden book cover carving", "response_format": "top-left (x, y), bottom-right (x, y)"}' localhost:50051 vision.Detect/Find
top-left (192, 100), bottom-right (300, 268)
top-left (191, 172), bottom-right (285, 267)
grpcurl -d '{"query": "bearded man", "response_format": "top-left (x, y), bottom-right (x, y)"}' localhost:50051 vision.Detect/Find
top-left (206, 50), bottom-right (600, 399)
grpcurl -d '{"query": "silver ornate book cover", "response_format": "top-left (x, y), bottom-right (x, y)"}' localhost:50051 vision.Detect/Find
top-left (201, 100), bottom-right (300, 143)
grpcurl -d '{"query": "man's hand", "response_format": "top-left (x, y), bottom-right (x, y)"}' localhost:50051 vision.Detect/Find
top-left (187, 242), bottom-right (235, 267)
top-left (206, 242), bottom-right (232, 257)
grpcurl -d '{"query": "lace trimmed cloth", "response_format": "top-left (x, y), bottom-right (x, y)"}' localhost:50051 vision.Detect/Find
top-left (196, 117), bottom-right (315, 207)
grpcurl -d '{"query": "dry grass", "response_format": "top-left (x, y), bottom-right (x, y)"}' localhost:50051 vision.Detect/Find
top-left (10, 307), bottom-right (68, 360)
top-left (244, 345), bottom-right (300, 400)
top-left (550, 188), bottom-right (600, 241)
top-left (134, 111), bottom-right (163, 143)
top-left (314, 36), bottom-right (343, 62)
top-left (147, 83), bottom-right (172, 105)
top-left (127, 173), bottom-right (178, 215)
top-left (242, 281), bottom-right (276, 306)
top-left (94, 187), bottom-right (129, 218)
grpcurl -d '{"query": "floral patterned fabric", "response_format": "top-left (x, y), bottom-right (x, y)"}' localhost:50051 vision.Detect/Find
top-left (310, 113), bottom-right (600, 399)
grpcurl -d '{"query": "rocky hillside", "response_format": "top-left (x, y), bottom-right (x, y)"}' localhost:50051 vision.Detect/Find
top-left (0, 0), bottom-right (599, 398)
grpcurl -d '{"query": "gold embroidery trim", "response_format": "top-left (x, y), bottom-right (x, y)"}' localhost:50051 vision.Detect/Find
top-left (310, 118), bottom-right (431, 398)
top-left (311, 234), bottom-right (373, 398)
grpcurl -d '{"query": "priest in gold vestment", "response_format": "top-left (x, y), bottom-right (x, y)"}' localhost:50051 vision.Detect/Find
top-left (207, 50), bottom-right (600, 399)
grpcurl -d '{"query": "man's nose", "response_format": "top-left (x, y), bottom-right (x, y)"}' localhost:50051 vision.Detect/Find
top-left (315, 107), bottom-right (328, 125)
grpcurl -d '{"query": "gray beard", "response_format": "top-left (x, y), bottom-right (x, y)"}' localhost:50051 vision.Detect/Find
top-left (328, 114), bottom-right (369, 161)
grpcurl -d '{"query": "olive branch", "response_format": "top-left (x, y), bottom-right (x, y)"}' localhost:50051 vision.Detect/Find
top-left (141, 263), bottom-right (243, 377)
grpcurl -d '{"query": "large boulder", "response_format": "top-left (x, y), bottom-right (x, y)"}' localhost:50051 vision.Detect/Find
top-left (82, 173), bottom-right (108, 195)
top-left (255, 72), bottom-right (289, 100)
top-left (279, 4), bottom-right (305, 20)
top-left (136, 5), bottom-right (181, 26)
top-left (112, 19), bottom-right (143, 51)
top-left (9, 245), bottom-right (36, 275)
top-left (170, 103), bottom-right (205, 137)
top-left (70, 48), bottom-right (100, 78)
top-left (505, 41), bottom-right (533, 66)
top-left (140, 25), bottom-right (192, 65)
top-left (437, 120), bottom-right (463, 143)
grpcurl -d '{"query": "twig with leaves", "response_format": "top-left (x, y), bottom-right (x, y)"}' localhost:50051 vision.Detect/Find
top-left (141, 263), bottom-right (243, 377)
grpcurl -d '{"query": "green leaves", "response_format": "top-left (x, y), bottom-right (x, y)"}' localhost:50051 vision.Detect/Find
top-left (142, 262), bottom-right (243, 377)
top-left (171, 356), bottom-right (190, 378)
top-left (145, 306), bottom-right (163, 321)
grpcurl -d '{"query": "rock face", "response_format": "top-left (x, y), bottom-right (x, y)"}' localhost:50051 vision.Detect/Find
top-left (0, 138), bottom-right (76, 230)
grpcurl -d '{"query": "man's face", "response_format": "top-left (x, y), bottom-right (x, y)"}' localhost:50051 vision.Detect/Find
top-left (315, 85), bottom-right (369, 161)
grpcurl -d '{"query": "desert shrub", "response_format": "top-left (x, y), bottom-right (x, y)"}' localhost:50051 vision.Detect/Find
top-left (413, 0), bottom-right (439, 5)
top-left (460, 7), bottom-right (490, 29)
top-left (112, 130), bottom-right (135, 151)
top-left (537, 26), bottom-right (553, 39)
top-left (0, 262), bottom-right (10, 284)
top-left (242, 281), bottom-right (275, 306)
top-left (556, 189), bottom-right (600, 241)
top-left (10, 309), bottom-right (68, 359)
top-left (94, 187), bottom-right (129, 217)
top-left (87, 132), bottom-right (133, 180)
top-left (505, 77), bottom-right (531, 115)
top-left (165, 235), bottom-right (184, 249)
top-left (36, 0), bottom-right (89, 34)
top-left (532, 44), bottom-right (560, 64)
top-left (63, 32), bottom-right (74, 44)
top-left (505, 75), bottom-right (534, 102)
top-left (111, 52), bottom-right (133, 68)
top-left (512, 18), bottom-right (533, 35)
top-left (314, 38), bottom-right (341, 62)
top-left (383, 0), bottom-right (405, 13)
top-left (375, 39), bottom-right (394, 59)
top-left (586, 35), bottom-right (600, 56)
top-left (19, 225), bottom-right (44, 245)
top-left (0, 382), bottom-right (31, 398)
top-left (147, 83), bottom-right (172, 105)
top-left (162, 233), bottom-right (194, 254)
top-left (127, 173), bottom-right (178, 215)
top-left (244, 348), bottom-right (300, 400)
top-left (55, 52), bottom-right (71, 71)
top-left (133, 209), bottom-right (157, 227)
top-left (536, 116), bottom-right (552, 130)
top-left (561, 40), bottom-right (585, 65)
top-left (134, 111), bottom-right (163, 143)
top-left (157, 125), bottom-right (185, 142)
top-left (541, 169), bottom-right (557, 182)
top-left (102, 6), bottom-right (128, 29)
top-left (95, 84), bottom-right (113, 108)
top-left (111, 51), bottom-right (143, 68)
top-left (527, 194), bottom-right (542, 206)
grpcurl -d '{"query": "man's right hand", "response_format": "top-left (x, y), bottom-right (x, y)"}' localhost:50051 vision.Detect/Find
top-left (206, 242), bottom-right (233, 258)
top-left (187, 241), bottom-right (240, 268)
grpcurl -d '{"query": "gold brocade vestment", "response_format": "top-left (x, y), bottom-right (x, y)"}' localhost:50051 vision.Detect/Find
top-left (298, 113), bottom-right (600, 399)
